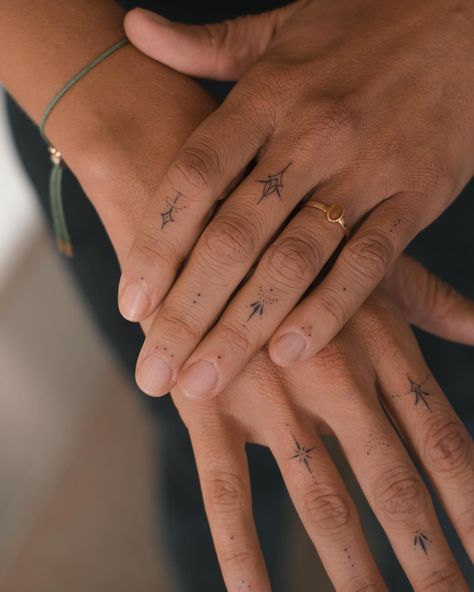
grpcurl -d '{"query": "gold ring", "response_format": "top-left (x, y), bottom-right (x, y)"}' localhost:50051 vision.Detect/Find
top-left (304, 200), bottom-right (350, 237)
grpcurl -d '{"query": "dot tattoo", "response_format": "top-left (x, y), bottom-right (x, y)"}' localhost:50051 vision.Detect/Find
top-left (256, 162), bottom-right (292, 204)
top-left (344, 546), bottom-right (355, 568)
top-left (413, 530), bottom-right (431, 555)
top-left (366, 433), bottom-right (391, 456)
top-left (247, 286), bottom-right (279, 321)
top-left (290, 433), bottom-right (317, 481)
top-left (161, 192), bottom-right (183, 229)
top-left (238, 579), bottom-right (252, 591)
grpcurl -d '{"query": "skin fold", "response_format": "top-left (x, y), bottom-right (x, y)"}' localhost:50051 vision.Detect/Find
top-left (119, 0), bottom-right (474, 402)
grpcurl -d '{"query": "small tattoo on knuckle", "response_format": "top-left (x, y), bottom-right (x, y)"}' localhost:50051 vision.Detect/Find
top-left (256, 162), bottom-right (291, 204)
top-left (390, 374), bottom-right (433, 412)
top-left (290, 432), bottom-right (317, 483)
top-left (366, 433), bottom-right (391, 456)
top-left (413, 529), bottom-right (431, 555)
top-left (343, 546), bottom-right (355, 568)
top-left (161, 192), bottom-right (184, 229)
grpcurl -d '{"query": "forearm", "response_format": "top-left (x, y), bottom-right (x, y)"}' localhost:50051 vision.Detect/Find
top-left (1, 1), bottom-right (215, 260)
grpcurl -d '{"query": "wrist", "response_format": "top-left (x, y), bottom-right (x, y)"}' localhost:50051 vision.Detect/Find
top-left (43, 44), bottom-right (215, 262)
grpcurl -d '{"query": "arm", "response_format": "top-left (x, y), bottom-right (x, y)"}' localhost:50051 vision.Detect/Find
top-left (0, 0), bottom-right (215, 261)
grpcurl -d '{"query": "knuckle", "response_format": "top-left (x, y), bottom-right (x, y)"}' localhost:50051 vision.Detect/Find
top-left (344, 231), bottom-right (395, 283)
top-left (202, 215), bottom-right (258, 267)
top-left (205, 471), bottom-right (248, 516)
top-left (423, 418), bottom-right (473, 476)
top-left (314, 291), bottom-right (348, 329)
top-left (133, 231), bottom-right (175, 269)
top-left (219, 546), bottom-right (254, 568)
top-left (158, 307), bottom-right (202, 343)
top-left (216, 322), bottom-right (251, 356)
top-left (168, 143), bottom-right (221, 194)
top-left (375, 468), bottom-right (429, 523)
top-left (265, 236), bottom-right (322, 287)
top-left (301, 491), bottom-right (351, 534)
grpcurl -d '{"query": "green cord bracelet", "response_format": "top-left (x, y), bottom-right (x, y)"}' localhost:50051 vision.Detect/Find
top-left (39, 38), bottom-right (129, 256)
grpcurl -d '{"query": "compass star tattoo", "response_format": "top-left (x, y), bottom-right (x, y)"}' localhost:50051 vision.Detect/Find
top-left (408, 376), bottom-right (432, 413)
top-left (413, 530), bottom-right (431, 555)
top-left (161, 193), bottom-right (183, 229)
top-left (256, 162), bottom-right (291, 204)
top-left (290, 433), bottom-right (317, 481)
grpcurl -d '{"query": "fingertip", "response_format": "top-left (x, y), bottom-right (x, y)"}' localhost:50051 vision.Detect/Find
top-left (124, 8), bottom-right (172, 54)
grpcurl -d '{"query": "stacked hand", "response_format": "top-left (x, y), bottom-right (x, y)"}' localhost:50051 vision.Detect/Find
top-left (32, 4), bottom-right (474, 589)
top-left (171, 258), bottom-right (474, 591)
top-left (119, 0), bottom-right (474, 400)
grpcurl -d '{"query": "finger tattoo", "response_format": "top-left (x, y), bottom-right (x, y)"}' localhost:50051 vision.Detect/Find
top-left (256, 162), bottom-right (292, 204)
top-left (160, 192), bottom-right (183, 229)
top-left (413, 530), bottom-right (431, 555)
top-left (290, 432), bottom-right (317, 482)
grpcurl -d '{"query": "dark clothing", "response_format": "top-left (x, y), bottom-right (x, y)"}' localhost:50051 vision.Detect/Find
top-left (5, 1), bottom-right (473, 589)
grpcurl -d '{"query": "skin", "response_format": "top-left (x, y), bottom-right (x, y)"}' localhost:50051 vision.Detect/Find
top-left (119, 0), bottom-right (474, 400)
top-left (1, 3), bottom-right (473, 588)
top-left (174, 279), bottom-right (474, 591)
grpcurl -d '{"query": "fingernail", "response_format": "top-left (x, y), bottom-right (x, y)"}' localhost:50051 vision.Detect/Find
top-left (271, 333), bottom-right (307, 365)
top-left (137, 354), bottom-right (172, 395)
top-left (119, 282), bottom-right (150, 321)
top-left (180, 360), bottom-right (218, 399)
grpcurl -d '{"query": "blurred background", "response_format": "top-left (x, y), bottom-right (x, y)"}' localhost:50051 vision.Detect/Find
top-left (0, 90), bottom-right (325, 592)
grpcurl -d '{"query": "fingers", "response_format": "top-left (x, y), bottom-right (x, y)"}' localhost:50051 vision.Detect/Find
top-left (189, 417), bottom-right (271, 592)
top-left (124, 2), bottom-right (307, 80)
top-left (133, 155), bottom-right (323, 395)
top-left (360, 309), bottom-right (474, 561)
top-left (269, 192), bottom-right (423, 367)
top-left (325, 397), bottom-right (468, 591)
top-left (384, 254), bottom-right (474, 345)
top-left (118, 101), bottom-right (267, 322)
top-left (172, 197), bottom-right (350, 399)
top-left (264, 418), bottom-right (387, 591)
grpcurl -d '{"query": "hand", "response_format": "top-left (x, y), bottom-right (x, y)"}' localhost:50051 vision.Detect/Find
top-left (171, 258), bottom-right (474, 591)
top-left (120, 0), bottom-right (474, 400)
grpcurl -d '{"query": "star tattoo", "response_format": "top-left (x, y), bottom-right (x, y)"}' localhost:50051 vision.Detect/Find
top-left (408, 376), bottom-right (432, 412)
top-left (290, 433), bottom-right (316, 479)
top-left (256, 162), bottom-right (291, 204)
top-left (413, 530), bottom-right (431, 555)
top-left (161, 193), bottom-right (183, 229)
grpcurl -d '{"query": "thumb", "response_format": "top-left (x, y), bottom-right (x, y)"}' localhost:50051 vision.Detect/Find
top-left (124, 3), bottom-right (305, 80)
top-left (384, 254), bottom-right (474, 346)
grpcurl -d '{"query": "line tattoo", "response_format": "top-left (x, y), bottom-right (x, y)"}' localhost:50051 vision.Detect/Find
top-left (161, 193), bottom-right (183, 229)
top-left (413, 530), bottom-right (431, 555)
top-left (408, 376), bottom-right (432, 413)
top-left (290, 433), bottom-right (317, 481)
top-left (256, 162), bottom-right (291, 204)
top-left (247, 286), bottom-right (278, 321)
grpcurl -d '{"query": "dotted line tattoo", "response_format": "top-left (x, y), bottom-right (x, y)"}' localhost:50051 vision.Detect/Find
top-left (366, 433), bottom-right (391, 456)
top-left (256, 162), bottom-right (291, 204)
